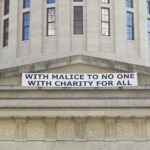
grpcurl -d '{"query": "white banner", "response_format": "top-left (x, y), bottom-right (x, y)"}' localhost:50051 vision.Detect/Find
top-left (22, 73), bottom-right (138, 88)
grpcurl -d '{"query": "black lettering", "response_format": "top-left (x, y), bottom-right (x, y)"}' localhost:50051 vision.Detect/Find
top-left (102, 74), bottom-right (107, 79)
top-left (64, 75), bottom-right (69, 80)
top-left (88, 81), bottom-right (93, 86)
top-left (37, 81), bottom-right (40, 86)
top-left (80, 74), bottom-right (84, 80)
top-left (93, 75), bottom-right (98, 79)
top-left (117, 74), bottom-right (123, 79)
top-left (73, 81), bottom-right (78, 86)
top-left (37, 74), bottom-right (42, 79)
top-left (128, 80), bottom-right (132, 85)
top-left (52, 75), bottom-right (59, 79)
top-left (43, 74), bottom-right (49, 79)
top-left (60, 81), bottom-right (66, 86)
top-left (25, 74), bottom-right (33, 79)
top-left (87, 75), bottom-right (92, 79)
top-left (28, 81), bottom-right (36, 86)
top-left (108, 81), bottom-right (113, 86)
top-left (102, 74), bottom-right (114, 79)
top-left (34, 74), bottom-right (37, 79)
top-left (74, 74), bottom-right (80, 80)
top-left (123, 74), bottom-right (130, 79)
top-left (79, 81), bottom-right (83, 86)
top-left (45, 81), bottom-right (51, 86)
top-left (41, 81), bottom-right (45, 86)
top-left (122, 81), bottom-right (128, 86)
top-left (117, 81), bottom-right (122, 86)
top-left (130, 73), bottom-right (134, 79)
top-left (97, 81), bottom-right (101, 86)
top-left (59, 75), bottom-right (65, 79)
top-left (70, 75), bottom-right (74, 80)
top-left (55, 81), bottom-right (60, 86)
top-left (66, 81), bottom-right (72, 86)
top-left (101, 81), bottom-right (107, 86)
top-left (108, 74), bottom-right (114, 79)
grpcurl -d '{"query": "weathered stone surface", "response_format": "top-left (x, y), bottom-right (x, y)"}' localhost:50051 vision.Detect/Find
top-left (0, 0), bottom-right (149, 149)
top-left (0, 118), bottom-right (150, 149)
top-left (0, 117), bottom-right (149, 142)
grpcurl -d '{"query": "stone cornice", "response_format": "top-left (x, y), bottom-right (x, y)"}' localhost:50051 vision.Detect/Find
top-left (0, 55), bottom-right (150, 78)
top-left (0, 85), bottom-right (149, 91)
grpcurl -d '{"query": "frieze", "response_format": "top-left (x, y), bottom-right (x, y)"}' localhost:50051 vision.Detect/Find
top-left (0, 117), bottom-right (148, 141)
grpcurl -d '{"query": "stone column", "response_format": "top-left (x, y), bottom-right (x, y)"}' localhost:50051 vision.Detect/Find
top-left (15, 118), bottom-right (27, 141)
top-left (45, 118), bottom-right (57, 141)
top-left (86, 0), bottom-right (99, 52)
top-left (57, 0), bottom-right (71, 53)
top-left (134, 118), bottom-right (147, 141)
top-left (104, 118), bottom-right (116, 141)
top-left (8, 0), bottom-right (19, 59)
top-left (75, 118), bottom-right (86, 141)
top-left (30, 0), bottom-right (43, 54)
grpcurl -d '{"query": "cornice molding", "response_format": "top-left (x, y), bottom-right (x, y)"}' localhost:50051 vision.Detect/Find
top-left (0, 55), bottom-right (150, 78)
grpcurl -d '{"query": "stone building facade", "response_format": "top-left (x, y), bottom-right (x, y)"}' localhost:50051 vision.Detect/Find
top-left (0, 0), bottom-right (150, 68)
top-left (0, 0), bottom-right (150, 150)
